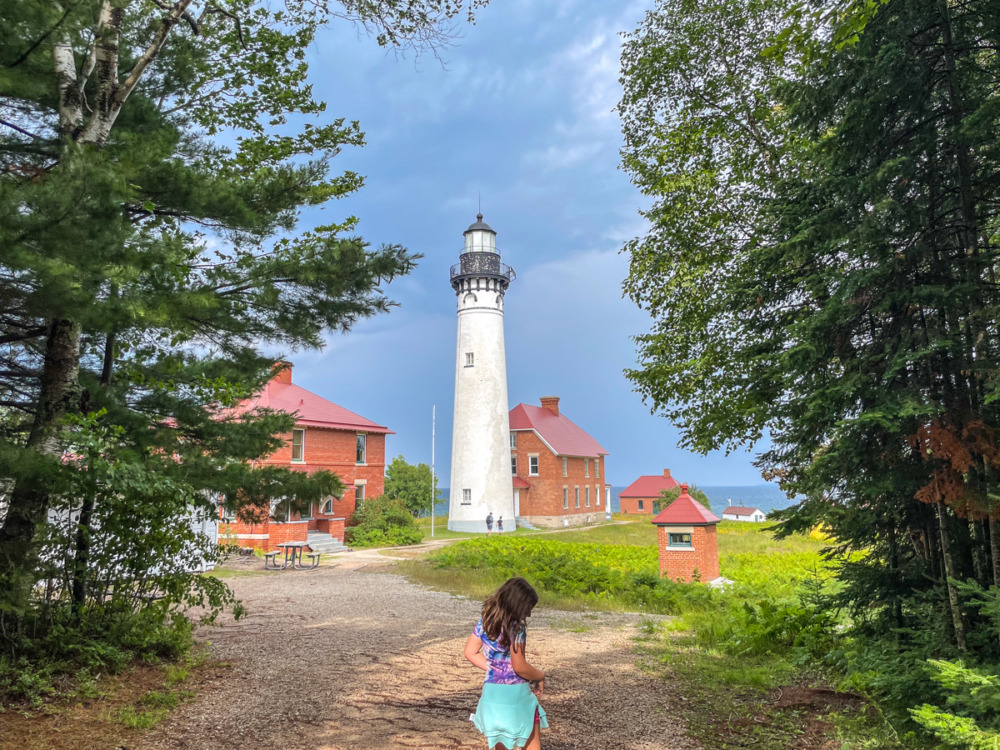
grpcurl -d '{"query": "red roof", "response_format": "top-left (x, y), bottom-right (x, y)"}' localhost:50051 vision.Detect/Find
top-left (620, 473), bottom-right (680, 498)
top-left (239, 377), bottom-right (392, 434)
top-left (508, 403), bottom-right (607, 457)
top-left (721, 506), bottom-right (761, 517)
top-left (651, 485), bottom-right (720, 525)
top-left (512, 476), bottom-right (531, 489)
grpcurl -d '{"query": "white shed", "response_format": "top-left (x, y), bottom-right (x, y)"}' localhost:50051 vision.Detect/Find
top-left (721, 506), bottom-right (767, 523)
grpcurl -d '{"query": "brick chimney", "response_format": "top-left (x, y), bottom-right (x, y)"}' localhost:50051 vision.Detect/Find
top-left (272, 361), bottom-right (292, 384)
top-left (664, 469), bottom-right (672, 479)
top-left (539, 396), bottom-right (560, 416)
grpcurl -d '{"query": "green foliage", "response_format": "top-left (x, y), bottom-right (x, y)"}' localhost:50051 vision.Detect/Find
top-left (653, 483), bottom-right (712, 513)
top-left (910, 660), bottom-right (1000, 748)
top-left (0, 606), bottom-right (192, 706)
top-left (619, 0), bottom-right (1000, 740)
top-left (345, 495), bottom-right (422, 548)
top-left (384, 455), bottom-right (441, 517)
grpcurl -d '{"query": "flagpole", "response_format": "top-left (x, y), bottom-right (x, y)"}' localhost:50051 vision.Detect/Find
top-left (431, 404), bottom-right (436, 538)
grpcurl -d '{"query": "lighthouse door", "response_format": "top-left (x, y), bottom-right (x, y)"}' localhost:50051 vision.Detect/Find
top-left (513, 489), bottom-right (520, 517)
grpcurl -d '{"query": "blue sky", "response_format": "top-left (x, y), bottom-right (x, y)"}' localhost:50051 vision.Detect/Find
top-left (281, 0), bottom-right (769, 488)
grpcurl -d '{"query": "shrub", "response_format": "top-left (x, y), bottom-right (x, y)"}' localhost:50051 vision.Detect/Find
top-left (345, 495), bottom-right (422, 548)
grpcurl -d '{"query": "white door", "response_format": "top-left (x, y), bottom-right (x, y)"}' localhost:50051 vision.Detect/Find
top-left (513, 489), bottom-right (520, 516)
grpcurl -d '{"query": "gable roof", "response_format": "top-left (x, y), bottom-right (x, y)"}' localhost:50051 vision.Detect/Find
top-left (240, 379), bottom-right (392, 434)
top-left (508, 403), bottom-right (607, 457)
top-left (721, 506), bottom-right (762, 517)
top-left (620, 474), bottom-right (680, 498)
top-left (651, 486), bottom-right (720, 526)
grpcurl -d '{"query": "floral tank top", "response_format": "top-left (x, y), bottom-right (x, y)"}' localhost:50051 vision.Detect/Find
top-left (473, 618), bottom-right (527, 685)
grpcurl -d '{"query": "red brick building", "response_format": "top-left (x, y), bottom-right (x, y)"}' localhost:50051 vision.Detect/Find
top-left (651, 484), bottom-right (721, 583)
top-left (509, 396), bottom-right (608, 528)
top-left (219, 364), bottom-right (391, 551)
top-left (619, 469), bottom-right (680, 514)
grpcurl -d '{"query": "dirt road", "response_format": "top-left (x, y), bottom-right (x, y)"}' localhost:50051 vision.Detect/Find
top-left (139, 557), bottom-right (698, 750)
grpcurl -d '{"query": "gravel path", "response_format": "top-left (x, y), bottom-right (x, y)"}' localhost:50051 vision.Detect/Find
top-left (140, 556), bottom-right (699, 750)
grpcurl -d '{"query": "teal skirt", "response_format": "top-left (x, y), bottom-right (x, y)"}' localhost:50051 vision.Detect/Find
top-left (473, 682), bottom-right (548, 749)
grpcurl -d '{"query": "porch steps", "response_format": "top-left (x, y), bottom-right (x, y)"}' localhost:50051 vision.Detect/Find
top-left (515, 517), bottom-right (538, 530)
top-left (306, 531), bottom-right (350, 555)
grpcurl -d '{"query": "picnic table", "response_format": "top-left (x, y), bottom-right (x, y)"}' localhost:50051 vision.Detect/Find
top-left (264, 541), bottom-right (320, 570)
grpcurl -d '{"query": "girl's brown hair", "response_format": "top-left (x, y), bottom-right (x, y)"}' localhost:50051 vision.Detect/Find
top-left (481, 577), bottom-right (538, 650)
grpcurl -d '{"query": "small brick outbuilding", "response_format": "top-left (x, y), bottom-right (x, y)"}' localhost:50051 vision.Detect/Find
top-left (619, 469), bottom-right (679, 514)
top-left (651, 484), bottom-right (721, 583)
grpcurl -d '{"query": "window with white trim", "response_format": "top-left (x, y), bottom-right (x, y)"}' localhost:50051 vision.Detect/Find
top-left (585, 486), bottom-right (590, 507)
top-left (529, 455), bottom-right (539, 476)
top-left (563, 487), bottom-right (568, 509)
top-left (511, 456), bottom-right (517, 475)
top-left (510, 432), bottom-right (517, 449)
top-left (356, 433), bottom-right (367, 464)
top-left (465, 352), bottom-right (474, 367)
top-left (321, 496), bottom-right (335, 515)
top-left (301, 501), bottom-right (313, 519)
top-left (562, 457), bottom-right (567, 477)
top-left (462, 489), bottom-right (472, 505)
top-left (575, 487), bottom-right (580, 508)
top-left (596, 486), bottom-right (601, 506)
top-left (585, 458), bottom-right (589, 477)
top-left (354, 482), bottom-right (366, 509)
top-left (291, 428), bottom-right (305, 462)
top-left (595, 458), bottom-right (600, 478)
top-left (219, 496), bottom-right (235, 522)
top-left (275, 497), bottom-right (295, 522)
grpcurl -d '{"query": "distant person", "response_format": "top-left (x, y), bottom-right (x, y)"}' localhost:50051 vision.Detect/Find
top-left (497, 516), bottom-right (504, 534)
top-left (464, 577), bottom-right (547, 750)
top-left (486, 511), bottom-right (494, 535)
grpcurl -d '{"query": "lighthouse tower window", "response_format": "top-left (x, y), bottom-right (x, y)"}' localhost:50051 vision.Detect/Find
top-left (462, 489), bottom-right (472, 505)
top-left (465, 352), bottom-right (474, 367)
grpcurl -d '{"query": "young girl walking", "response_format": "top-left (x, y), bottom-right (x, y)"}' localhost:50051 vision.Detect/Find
top-left (464, 577), bottom-right (548, 750)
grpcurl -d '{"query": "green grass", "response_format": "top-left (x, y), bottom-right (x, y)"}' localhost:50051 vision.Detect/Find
top-left (414, 514), bottom-right (544, 540)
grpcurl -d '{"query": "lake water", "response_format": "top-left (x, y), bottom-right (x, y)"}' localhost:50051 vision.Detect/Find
top-left (432, 484), bottom-right (795, 517)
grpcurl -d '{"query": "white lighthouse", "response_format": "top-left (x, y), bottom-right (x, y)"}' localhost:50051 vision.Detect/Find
top-left (448, 214), bottom-right (517, 533)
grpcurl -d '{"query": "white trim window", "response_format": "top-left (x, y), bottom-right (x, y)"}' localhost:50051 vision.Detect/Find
top-left (529, 455), bottom-right (539, 476)
top-left (354, 482), bottom-right (366, 508)
top-left (585, 486), bottom-right (590, 507)
top-left (575, 487), bottom-right (580, 508)
top-left (462, 489), bottom-right (472, 505)
top-left (301, 501), bottom-right (313, 519)
top-left (595, 486), bottom-right (601, 506)
top-left (510, 432), bottom-right (517, 449)
top-left (291, 428), bottom-right (305, 463)
top-left (511, 456), bottom-right (517, 475)
top-left (585, 459), bottom-right (589, 478)
top-left (356, 433), bottom-right (367, 464)
top-left (321, 496), bottom-right (335, 515)
top-left (563, 487), bottom-right (568, 509)
top-left (465, 352), bottom-right (474, 367)
top-left (595, 458), bottom-right (600, 478)
top-left (562, 457), bottom-right (567, 477)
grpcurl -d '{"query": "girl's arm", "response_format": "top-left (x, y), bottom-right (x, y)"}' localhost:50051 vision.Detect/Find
top-left (510, 639), bottom-right (544, 693)
top-left (464, 634), bottom-right (488, 671)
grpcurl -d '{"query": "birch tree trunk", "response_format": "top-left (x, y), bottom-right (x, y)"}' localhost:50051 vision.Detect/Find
top-left (0, 319), bottom-right (81, 577)
top-left (937, 501), bottom-right (967, 652)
